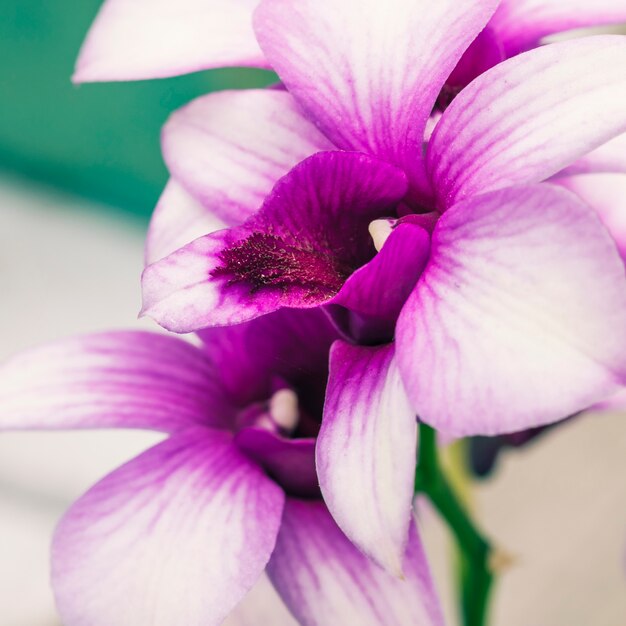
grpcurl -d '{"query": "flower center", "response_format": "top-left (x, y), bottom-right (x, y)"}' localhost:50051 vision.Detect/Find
top-left (268, 388), bottom-right (300, 434)
top-left (236, 387), bottom-right (301, 436)
top-left (368, 219), bottom-right (395, 251)
top-left (212, 232), bottom-right (350, 300)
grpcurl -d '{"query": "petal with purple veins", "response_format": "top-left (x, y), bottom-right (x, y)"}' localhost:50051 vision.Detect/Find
top-left (397, 184), bottom-right (626, 435)
top-left (52, 428), bottom-right (285, 626)
top-left (428, 36), bottom-right (626, 210)
top-left (254, 0), bottom-right (500, 201)
top-left (162, 90), bottom-right (333, 226)
top-left (0, 331), bottom-right (230, 433)
top-left (267, 499), bottom-right (444, 626)
top-left (317, 342), bottom-right (417, 574)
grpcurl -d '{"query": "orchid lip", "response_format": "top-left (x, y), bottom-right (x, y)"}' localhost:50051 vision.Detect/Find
top-left (212, 231), bottom-right (351, 300)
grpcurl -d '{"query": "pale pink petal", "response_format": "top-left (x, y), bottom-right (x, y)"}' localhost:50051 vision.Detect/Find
top-left (162, 89), bottom-right (333, 225)
top-left (224, 575), bottom-right (297, 626)
top-left (429, 36), bottom-right (626, 210)
top-left (146, 180), bottom-right (227, 264)
top-left (254, 0), bottom-right (500, 200)
top-left (74, 0), bottom-right (265, 82)
top-left (267, 499), bottom-right (444, 626)
top-left (317, 342), bottom-right (417, 574)
top-left (396, 185), bottom-right (626, 436)
top-left (556, 133), bottom-right (626, 178)
top-left (590, 387), bottom-right (626, 412)
top-left (491, 0), bottom-right (626, 56)
top-left (52, 428), bottom-right (285, 626)
top-left (0, 332), bottom-right (229, 433)
top-left (558, 174), bottom-right (626, 259)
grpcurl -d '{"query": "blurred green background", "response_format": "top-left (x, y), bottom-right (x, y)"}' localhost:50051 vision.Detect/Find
top-left (0, 0), bottom-right (274, 221)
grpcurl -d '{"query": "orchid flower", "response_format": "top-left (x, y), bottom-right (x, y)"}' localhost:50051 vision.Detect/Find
top-left (72, 0), bottom-right (626, 83)
top-left (139, 4), bottom-right (626, 571)
top-left (142, 6), bottom-right (626, 435)
top-left (0, 309), bottom-right (444, 626)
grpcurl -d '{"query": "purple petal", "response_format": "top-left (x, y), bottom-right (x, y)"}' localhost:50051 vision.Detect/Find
top-left (396, 184), bottom-right (626, 436)
top-left (236, 427), bottom-right (318, 498)
top-left (73, 0), bottom-right (266, 82)
top-left (224, 575), bottom-right (298, 626)
top-left (142, 152), bottom-right (407, 332)
top-left (558, 174), bottom-right (626, 260)
top-left (267, 499), bottom-right (444, 626)
top-left (0, 332), bottom-right (230, 433)
top-left (162, 90), bottom-right (333, 226)
top-left (490, 0), bottom-right (626, 56)
top-left (318, 342), bottom-right (417, 574)
top-left (52, 428), bottom-right (285, 626)
top-left (331, 222), bottom-right (430, 333)
top-left (146, 180), bottom-right (226, 264)
top-left (254, 0), bottom-right (500, 201)
top-left (428, 36), bottom-right (626, 210)
top-left (198, 308), bottom-right (339, 413)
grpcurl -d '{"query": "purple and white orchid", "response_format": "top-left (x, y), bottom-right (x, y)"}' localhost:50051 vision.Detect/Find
top-left (5, 0), bottom-right (622, 623)
top-left (142, 4), bottom-right (626, 433)
top-left (0, 309), bottom-right (444, 626)
top-left (137, 1), bottom-right (626, 575)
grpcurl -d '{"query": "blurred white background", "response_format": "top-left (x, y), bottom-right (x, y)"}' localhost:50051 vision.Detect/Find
top-left (1, 176), bottom-right (625, 625)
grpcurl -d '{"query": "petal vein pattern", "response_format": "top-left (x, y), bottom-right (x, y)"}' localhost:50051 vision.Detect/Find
top-left (254, 0), bottom-right (500, 198)
top-left (318, 342), bottom-right (417, 574)
top-left (428, 36), bottom-right (626, 210)
top-left (52, 429), bottom-right (285, 626)
top-left (161, 90), bottom-right (333, 226)
top-left (267, 499), bottom-right (444, 626)
top-left (397, 185), bottom-right (626, 435)
top-left (0, 331), bottom-right (229, 433)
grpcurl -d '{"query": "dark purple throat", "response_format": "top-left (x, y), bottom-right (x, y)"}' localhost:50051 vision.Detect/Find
top-left (212, 232), bottom-right (350, 300)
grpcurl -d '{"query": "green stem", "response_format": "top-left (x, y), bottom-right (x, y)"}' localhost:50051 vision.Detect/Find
top-left (415, 423), bottom-right (494, 626)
